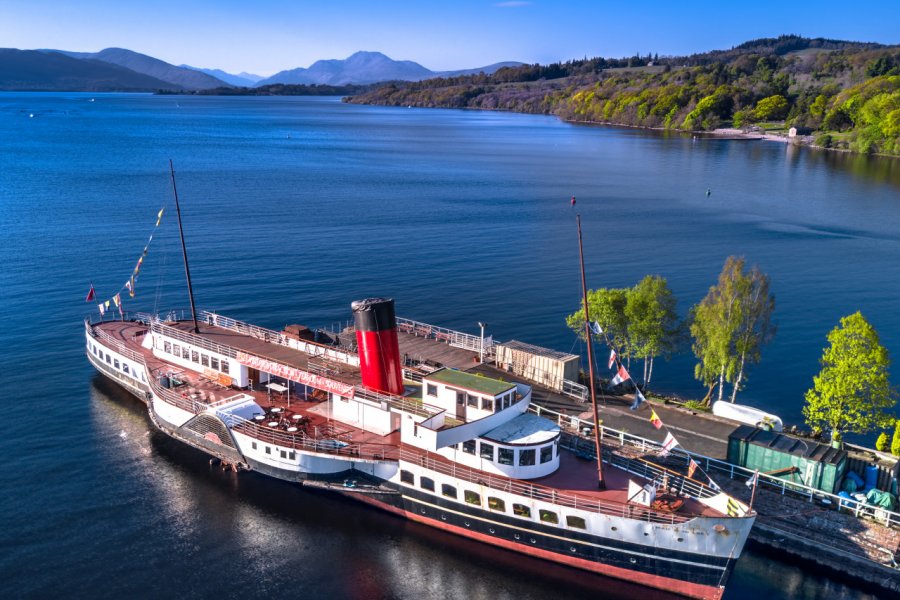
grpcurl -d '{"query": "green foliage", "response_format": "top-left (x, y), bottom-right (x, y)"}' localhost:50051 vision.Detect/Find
top-left (893, 421), bottom-right (900, 456)
top-left (815, 133), bottom-right (834, 148)
top-left (347, 41), bottom-right (900, 156)
top-left (690, 257), bottom-right (775, 403)
top-left (566, 276), bottom-right (682, 385)
top-left (754, 95), bottom-right (789, 120)
top-left (682, 400), bottom-right (709, 412)
top-left (875, 431), bottom-right (890, 452)
top-left (803, 312), bottom-right (897, 441)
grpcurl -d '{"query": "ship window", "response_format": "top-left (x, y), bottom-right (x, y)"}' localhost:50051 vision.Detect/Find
top-left (498, 448), bottom-right (514, 465)
top-left (513, 504), bottom-right (531, 518)
top-left (288, 451), bottom-right (295, 460)
top-left (456, 391), bottom-right (465, 405)
top-left (141, 372), bottom-right (146, 382)
top-left (488, 497), bottom-right (506, 512)
top-left (123, 364), bottom-right (130, 375)
top-left (114, 359), bottom-right (120, 369)
top-left (220, 361), bottom-right (229, 374)
top-left (164, 341), bottom-right (171, 354)
top-left (426, 384), bottom-right (437, 397)
top-left (211, 357), bottom-right (219, 370)
top-left (540, 445), bottom-right (553, 464)
top-left (482, 397), bottom-right (494, 411)
top-left (265, 446), bottom-right (271, 455)
top-left (182, 347), bottom-right (190, 360)
top-left (421, 477), bottom-right (435, 492)
top-left (467, 394), bottom-right (479, 408)
top-left (173, 344), bottom-right (180, 356)
top-left (280, 450), bottom-right (287, 458)
top-left (462, 439), bottom-right (476, 455)
top-left (251, 442), bottom-right (257, 450)
top-left (105, 354), bottom-right (111, 364)
top-left (566, 516), bottom-right (587, 529)
top-left (441, 484), bottom-right (457, 499)
top-left (539, 510), bottom-right (559, 525)
top-left (191, 351), bottom-right (199, 363)
top-left (201, 354), bottom-right (209, 367)
top-left (464, 490), bottom-right (481, 505)
top-left (519, 448), bottom-right (536, 466)
top-left (400, 470), bottom-right (414, 484)
top-left (480, 442), bottom-right (494, 461)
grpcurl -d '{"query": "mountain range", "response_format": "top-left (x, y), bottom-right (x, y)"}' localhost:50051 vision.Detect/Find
top-left (0, 47), bottom-right (522, 92)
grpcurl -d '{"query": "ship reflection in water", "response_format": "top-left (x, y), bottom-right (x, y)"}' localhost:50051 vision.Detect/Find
top-left (88, 377), bottom-right (877, 600)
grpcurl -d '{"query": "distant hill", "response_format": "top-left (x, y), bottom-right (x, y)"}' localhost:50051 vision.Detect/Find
top-left (181, 65), bottom-right (263, 88)
top-left (346, 35), bottom-right (900, 156)
top-left (53, 48), bottom-right (229, 90)
top-left (0, 48), bottom-right (178, 91)
top-left (258, 51), bottom-right (523, 86)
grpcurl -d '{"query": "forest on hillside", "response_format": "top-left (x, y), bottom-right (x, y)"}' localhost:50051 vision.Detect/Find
top-left (346, 36), bottom-right (900, 156)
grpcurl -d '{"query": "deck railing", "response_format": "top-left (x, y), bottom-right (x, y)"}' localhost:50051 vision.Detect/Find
top-left (396, 317), bottom-right (495, 357)
top-left (529, 404), bottom-right (900, 529)
top-left (399, 448), bottom-right (689, 524)
top-left (222, 414), bottom-right (398, 461)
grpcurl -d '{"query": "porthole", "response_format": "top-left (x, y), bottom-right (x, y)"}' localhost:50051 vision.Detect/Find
top-left (464, 521), bottom-right (470, 527)
top-left (441, 514), bottom-right (447, 521)
top-left (489, 528), bottom-right (495, 534)
top-left (630, 558), bottom-right (638, 564)
top-left (421, 509), bottom-right (426, 515)
top-left (643, 532), bottom-right (649, 536)
top-left (611, 526), bottom-right (617, 531)
top-left (530, 538), bottom-right (537, 544)
top-left (677, 537), bottom-right (684, 542)
top-left (570, 546), bottom-right (577, 553)
top-left (514, 534), bottom-right (520, 540)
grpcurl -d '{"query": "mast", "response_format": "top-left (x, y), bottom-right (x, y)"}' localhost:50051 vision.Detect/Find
top-left (169, 160), bottom-right (199, 334)
top-left (577, 214), bottom-right (605, 489)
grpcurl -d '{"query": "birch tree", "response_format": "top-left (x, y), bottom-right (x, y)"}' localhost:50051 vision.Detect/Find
top-left (566, 287), bottom-right (630, 363)
top-left (730, 265), bottom-right (776, 402)
top-left (625, 275), bottom-right (681, 387)
top-left (690, 257), bottom-right (744, 404)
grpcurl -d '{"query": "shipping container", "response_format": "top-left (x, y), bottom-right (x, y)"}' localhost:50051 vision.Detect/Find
top-left (727, 425), bottom-right (847, 494)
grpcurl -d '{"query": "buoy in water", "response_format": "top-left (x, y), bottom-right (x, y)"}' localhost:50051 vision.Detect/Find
top-left (706, 188), bottom-right (711, 196)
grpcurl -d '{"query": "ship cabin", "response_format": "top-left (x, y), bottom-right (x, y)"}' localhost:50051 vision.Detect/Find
top-left (402, 368), bottom-right (559, 479)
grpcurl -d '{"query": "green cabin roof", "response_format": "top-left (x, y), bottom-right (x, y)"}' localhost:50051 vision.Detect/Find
top-left (425, 368), bottom-right (515, 396)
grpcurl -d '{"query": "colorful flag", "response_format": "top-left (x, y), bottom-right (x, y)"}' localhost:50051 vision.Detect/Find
top-left (156, 207), bottom-right (165, 226)
top-left (104, 300), bottom-right (110, 309)
top-left (687, 458), bottom-right (698, 479)
top-left (126, 276), bottom-right (135, 298)
top-left (112, 294), bottom-right (120, 307)
top-left (570, 196), bottom-right (576, 206)
top-left (649, 409), bottom-right (663, 429)
top-left (660, 432), bottom-right (679, 456)
top-left (98, 302), bottom-right (106, 316)
top-left (745, 470), bottom-right (759, 488)
top-left (609, 365), bottom-right (629, 386)
top-left (630, 388), bottom-right (646, 411)
top-left (590, 321), bottom-right (603, 335)
top-left (608, 349), bottom-right (617, 369)
top-left (85, 284), bottom-right (95, 302)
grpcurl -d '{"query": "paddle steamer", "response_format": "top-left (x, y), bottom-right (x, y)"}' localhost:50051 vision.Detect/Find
top-left (86, 294), bottom-right (754, 599)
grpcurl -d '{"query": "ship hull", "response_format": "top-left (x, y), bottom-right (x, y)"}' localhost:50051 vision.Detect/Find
top-left (347, 486), bottom-right (731, 600)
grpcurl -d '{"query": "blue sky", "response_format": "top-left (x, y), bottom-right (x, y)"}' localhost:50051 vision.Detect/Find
top-left (2, 1), bottom-right (898, 76)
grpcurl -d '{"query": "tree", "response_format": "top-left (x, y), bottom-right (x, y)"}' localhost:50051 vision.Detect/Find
top-left (730, 265), bottom-right (776, 402)
top-left (566, 287), bottom-right (630, 363)
top-left (803, 312), bottom-right (896, 443)
top-left (690, 257), bottom-right (746, 404)
top-left (753, 94), bottom-right (789, 121)
top-left (625, 275), bottom-right (681, 387)
top-left (875, 431), bottom-right (889, 452)
top-left (892, 421), bottom-right (900, 457)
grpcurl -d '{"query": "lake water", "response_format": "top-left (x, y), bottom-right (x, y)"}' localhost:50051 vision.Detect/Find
top-left (1, 93), bottom-right (896, 599)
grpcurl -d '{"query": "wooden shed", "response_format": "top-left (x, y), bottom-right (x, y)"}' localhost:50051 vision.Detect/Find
top-left (494, 340), bottom-right (579, 392)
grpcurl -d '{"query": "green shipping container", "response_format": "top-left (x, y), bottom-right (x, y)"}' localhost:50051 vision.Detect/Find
top-left (727, 425), bottom-right (848, 494)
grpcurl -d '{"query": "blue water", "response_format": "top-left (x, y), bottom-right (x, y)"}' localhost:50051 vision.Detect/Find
top-left (1, 93), bottom-right (896, 599)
